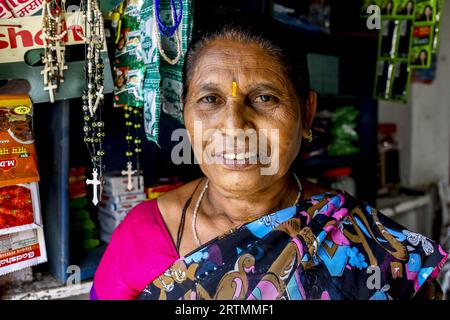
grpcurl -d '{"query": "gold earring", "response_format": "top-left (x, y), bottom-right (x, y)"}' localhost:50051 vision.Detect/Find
top-left (306, 129), bottom-right (313, 143)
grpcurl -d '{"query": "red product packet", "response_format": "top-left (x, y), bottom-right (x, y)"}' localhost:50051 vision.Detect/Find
top-left (0, 95), bottom-right (39, 187)
top-left (0, 182), bottom-right (42, 236)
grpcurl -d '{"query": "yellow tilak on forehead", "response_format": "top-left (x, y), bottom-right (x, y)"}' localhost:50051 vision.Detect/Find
top-left (231, 81), bottom-right (238, 97)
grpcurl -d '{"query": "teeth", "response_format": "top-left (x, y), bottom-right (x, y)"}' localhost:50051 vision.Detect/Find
top-left (223, 152), bottom-right (258, 160)
top-left (224, 153), bottom-right (236, 160)
top-left (235, 153), bottom-right (246, 160)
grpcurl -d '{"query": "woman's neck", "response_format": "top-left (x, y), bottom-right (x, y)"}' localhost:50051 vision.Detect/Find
top-left (200, 173), bottom-right (298, 227)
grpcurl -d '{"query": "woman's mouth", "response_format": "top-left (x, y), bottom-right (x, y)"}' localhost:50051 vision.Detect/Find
top-left (213, 151), bottom-right (259, 170)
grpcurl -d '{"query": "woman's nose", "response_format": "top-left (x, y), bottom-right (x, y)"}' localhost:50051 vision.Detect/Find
top-left (221, 100), bottom-right (249, 131)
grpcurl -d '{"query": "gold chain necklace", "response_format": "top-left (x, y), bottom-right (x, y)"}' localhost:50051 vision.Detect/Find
top-left (191, 173), bottom-right (303, 247)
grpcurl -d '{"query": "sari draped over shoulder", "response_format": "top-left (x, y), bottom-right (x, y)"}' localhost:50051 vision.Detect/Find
top-left (137, 191), bottom-right (448, 300)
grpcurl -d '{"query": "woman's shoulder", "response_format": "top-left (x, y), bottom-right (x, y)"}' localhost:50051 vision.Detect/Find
top-left (94, 199), bottom-right (180, 298)
top-left (299, 186), bottom-right (448, 299)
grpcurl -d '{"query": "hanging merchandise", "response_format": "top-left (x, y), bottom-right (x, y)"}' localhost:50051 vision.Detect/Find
top-left (0, 95), bottom-right (39, 187)
top-left (0, 227), bottom-right (47, 276)
top-left (0, 0), bottom-right (44, 18)
top-left (40, 0), bottom-right (68, 103)
top-left (411, 0), bottom-right (443, 83)
top-left (372, 0), bottom-right (414, 102)
top-left (111, 0), bottom-right (144, 189)
top-left (410, 0), bottom-right (437, 68)
top-left (366, 0), bottom-right (443, 101)
top-left (69, 167), bottom-right (100, 259)
top-left (0, 94), bottom-right (47, 275)
top-left (78, 0), bottom-right (106, 205)
top-left (140, 0), bottom-right (193, 144)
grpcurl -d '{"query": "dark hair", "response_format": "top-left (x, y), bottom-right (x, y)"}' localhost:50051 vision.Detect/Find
top-left (182, 18), bottom-right (310, 121)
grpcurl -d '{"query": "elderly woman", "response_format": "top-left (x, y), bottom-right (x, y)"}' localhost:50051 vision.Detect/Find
top-left (91, 23), bottom-right (448, 300)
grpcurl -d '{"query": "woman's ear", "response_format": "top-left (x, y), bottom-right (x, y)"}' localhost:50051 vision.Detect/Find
top-left (302, 90), bottom-right (318, 138)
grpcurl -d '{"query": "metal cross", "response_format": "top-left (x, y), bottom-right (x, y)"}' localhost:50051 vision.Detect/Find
top-left (90, 85), bottom-right (104, 117)
top-left (86, 168), bottom-right (101, 205)
top-left (44, 81), bottom-right (58, 103)
top-left (121, 161), bottom-right (137, 191)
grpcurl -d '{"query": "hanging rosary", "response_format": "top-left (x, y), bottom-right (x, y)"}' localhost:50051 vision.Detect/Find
top-left (78, 0), bottom-right (106, 205)
top-left (121, 105), bottom-right (143, 191)
top-left (41, 0), bottom-right (68, 103)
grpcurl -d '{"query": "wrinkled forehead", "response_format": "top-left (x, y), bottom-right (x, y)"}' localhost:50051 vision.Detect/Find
top-left (189, 40), bottom-right (289, 91)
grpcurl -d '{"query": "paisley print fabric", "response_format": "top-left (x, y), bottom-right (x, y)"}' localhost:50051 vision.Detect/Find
top-left (137, 191), bottom-right (448, 300)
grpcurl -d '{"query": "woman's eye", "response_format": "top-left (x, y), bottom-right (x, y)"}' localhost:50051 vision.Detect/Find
top-left (254, 95), bottom-right (275, 103)
top-left (200, 96), bottom-right (218, 104)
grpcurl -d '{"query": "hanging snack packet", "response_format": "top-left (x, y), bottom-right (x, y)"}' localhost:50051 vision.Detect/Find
top-left (113, 65), bottom-right (129, 108)
top-left (160, 66), bottom-right (184, 124)
top-left (410, 24), bottom-right (433, 67)
top-left (0, 95), bottom-right (39, 187)
top-left (375, 59), bottom-right (394, 99)
top-left (140, 0), bottom-right (161, 144)
top-left (113, 2), bottom-right (145, 108)
top-left (124, 0), bottom-right (144, 19)
top-left (381, 0), bottom-right (396, 17)
top-left (397, 18), bottom-right (413, 58)
top-left (127, 66), bottom-right (145, 107)
top-left (395, 0), bottom-right (415, 17)
top-left (391, 60), bottom-right (411, 101)
top-left (414, 0), bottom-right (437, 24)
top-left (0, 182), bottom-right (42, 235)
top-left (380, 19), bottom-right (398, 57)
top-left (0, 227), bottom-right (47, 276)
top-left (431, 0), bottom-right (443, 53)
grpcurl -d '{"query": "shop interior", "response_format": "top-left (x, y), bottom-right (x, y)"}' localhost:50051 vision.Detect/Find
top-left (0, 0), bottom-right (449, 299)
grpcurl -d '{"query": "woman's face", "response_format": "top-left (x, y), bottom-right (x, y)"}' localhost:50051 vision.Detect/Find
top-left (406, 2), bottom-right (413, 13)
top-left (183, 39), bottom-right (316, 193)
top-left (420, 51), bottom-right (427, 62)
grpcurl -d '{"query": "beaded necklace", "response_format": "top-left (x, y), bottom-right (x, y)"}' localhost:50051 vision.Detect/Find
top-left (41, 0), bottom-right (68, 103)
top-left (121, 105), bottom-right (143, 191)
top-left (79, 0), bottom-right (106, 205)
top-left (153, 0), bottom-right (182, 65)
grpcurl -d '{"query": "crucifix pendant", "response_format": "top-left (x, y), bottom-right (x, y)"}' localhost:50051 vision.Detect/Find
top-left (121, 161), bottom-right (137, 191)
top-left (44, 81), bottom-right (58, 103)
top-left (86, 168), bottom-right (101, 205)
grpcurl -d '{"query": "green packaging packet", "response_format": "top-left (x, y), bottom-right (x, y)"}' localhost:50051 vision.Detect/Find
top-left (414, 0), bottom-right (437, 25)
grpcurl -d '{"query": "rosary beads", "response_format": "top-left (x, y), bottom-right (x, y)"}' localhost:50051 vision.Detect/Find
top-left (80, 0), bottom-right (106, 205)
top-left (41, 0), bottom-right (68, 103)
top-left (122, 105), bottom-right (143, 191)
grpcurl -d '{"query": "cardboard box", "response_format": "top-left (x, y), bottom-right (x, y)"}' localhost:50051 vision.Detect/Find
top-left (100, 231), bottom-right (112, 243)
top-left (102, 172), bottom-right (144, 196)
top-left (98, 199), bottom-right (142, 212)
top-left (98, 211), bottom-right (123, 234)
top-left (101, 191), bottom-right (146, 204)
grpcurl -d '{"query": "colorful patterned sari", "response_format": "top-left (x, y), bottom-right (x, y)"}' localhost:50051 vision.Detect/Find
top-left (138, 191), bottom-right (448, 300)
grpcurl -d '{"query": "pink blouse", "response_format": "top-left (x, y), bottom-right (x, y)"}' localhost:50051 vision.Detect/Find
top-left (90, 200), bottom-right (180, 300)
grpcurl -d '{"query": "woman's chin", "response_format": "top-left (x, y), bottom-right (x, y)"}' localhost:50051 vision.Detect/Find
top-left (205, 164), bottom-right (278, 193)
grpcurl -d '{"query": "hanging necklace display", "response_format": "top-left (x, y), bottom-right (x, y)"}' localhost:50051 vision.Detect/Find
top-left (121, 105), bottom-right (143, 191)
top-left (41, 0), bottom-right (68, 103)
top-left (78, 0), bottom-right (106, 205)
top-left (113, 2), bottom-right (145, 192)
top-left (153, 0), bottom-right (182, 65)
